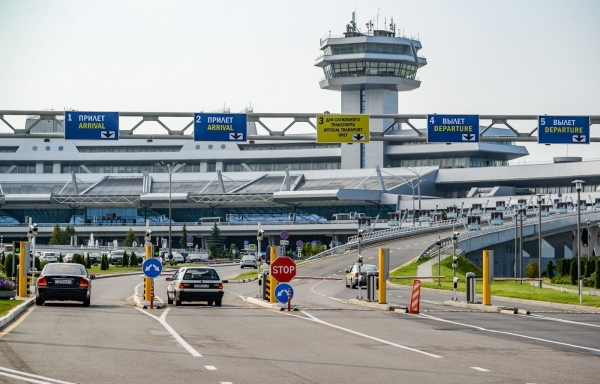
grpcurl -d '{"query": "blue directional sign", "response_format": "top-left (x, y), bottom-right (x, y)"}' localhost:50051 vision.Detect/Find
top-left (427, 114), bottom-right (479, 143)
top-left (244, 240), bottom-right (249, 248)
top-left (142, 258), bottom-right (163, 278)
top-left (538, 116), bottom-right (589, 144)
top-left (274, 283), bottom-right (294, 303)
top-left (65, 111), bottom-right (119, 140)
top-left (296, 240), bottom-right (303, 247)
top-left (193, 113), bottom-right (247, 141)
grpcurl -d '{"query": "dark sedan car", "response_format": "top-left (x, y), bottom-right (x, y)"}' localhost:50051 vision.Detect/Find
top-left (35, 263), bottom-right (95, 306)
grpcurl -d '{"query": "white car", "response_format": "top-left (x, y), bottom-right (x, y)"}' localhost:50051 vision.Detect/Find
top-left (37, 252), bottom-right (58, 263)
top-left (172, 253), bottom-right (185, 263)
top-left (240, 255), bottom-right (258, 269)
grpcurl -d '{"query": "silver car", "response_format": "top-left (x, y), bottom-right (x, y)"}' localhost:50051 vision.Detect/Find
top-left (166, 267), bottom-right (224, 306)
top-left (240, 255), bottom-right (258, 269)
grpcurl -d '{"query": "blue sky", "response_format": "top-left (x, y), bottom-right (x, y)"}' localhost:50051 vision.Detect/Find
top-left (1, 0), bottom-right (599, 161)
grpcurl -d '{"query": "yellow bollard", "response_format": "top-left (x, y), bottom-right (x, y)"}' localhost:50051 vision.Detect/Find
top-left (18, 241), bottom-right (27, 297)
top-left (378, 248), bottom-right (387, 304)
top-left (483, 250), bottom-right (491, 305)
top-left (269, 247), bottom-right (277, 303)
top-left (144, 243), bottom-right (152, 301)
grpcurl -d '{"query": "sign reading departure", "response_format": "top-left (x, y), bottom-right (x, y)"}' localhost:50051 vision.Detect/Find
top-left (65, 111), bottom-right (119, 140)
top-left (427, 114), bottom-right (479, 143)
top-left (194, 113), bottom-right (247, 141)
top-left (316, 114), bottom-right (369, 143)
top-left (537, 116), bottom-right (589, 144)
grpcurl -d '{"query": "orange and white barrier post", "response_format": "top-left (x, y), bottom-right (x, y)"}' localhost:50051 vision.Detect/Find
top-left (409, 279), bottom-right (421, 314)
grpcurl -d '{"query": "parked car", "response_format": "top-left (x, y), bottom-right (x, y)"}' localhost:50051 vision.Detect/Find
top-left (109, 250), bottom-right (125, 264)
top-left (88, 253), bottom-right (102, 264)
top-left (35, 262), bottom-right (95, 306)
top-left (64, 253), bottom-right (75, 263)
top-left (240, 255), bottom-right (258, 269)
top-left (166, 267), bottom-right (224, 306)
top-left (37, 251), bottom-right (58, 263)
top-left (187, 253), bottom-right (209, 263)
top-left (345, 264), bottom-right (379, 289)
top-left (172, 253), bottom-right (185, 263)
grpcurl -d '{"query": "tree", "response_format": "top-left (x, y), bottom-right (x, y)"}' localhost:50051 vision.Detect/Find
top-left (63, 226), bottom-right (77, 245)
top-left (229, 243), bottom-right (238, 259)
top-left (85, 253), bottom-right (92, 269)
top-left (570, 259), bottom-right (578, 286)
top-left (585, 259), bottom-right (593, 278)
top-left (209, 243), bottom-right (218, 259)
top-left (4, 254), bottom-right (18, 279)
top-left (124, 228), bottom-right (138, 247)
top-left (207, 223), bottom-right (224, 255)
top-left (525, 260), bottom-right (539, 278)
top-left (179, 223), bottom-right (188, 249)
top-left (49, 224), bottom-right (63, 245)
top-left (595, 259), bottom-right (600, 289)
top-left (121, 251), bottom-right (129, 266)
top-left (546, 260), bottom-right (554, 279)
top-left (589, 258), bottom-right (597, 277)
top-left (100, 254), bottom-right (109, 271)
top-left (129, 251), bottom-right (138, 267)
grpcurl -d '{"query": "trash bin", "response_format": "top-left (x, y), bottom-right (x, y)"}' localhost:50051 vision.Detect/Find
top-left (466, 272), bottom-right (476, 303)
top-left (366, 272), bottom-right (377, 302)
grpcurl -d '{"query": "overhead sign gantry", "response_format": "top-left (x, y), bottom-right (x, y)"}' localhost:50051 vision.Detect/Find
top-left (316, 114), bottom-right (369, 143)
top-left (427, 114), bottom-right (479, 143)
top-left (65, 111), bottom-right (119, 140)
top-left (537, 115), bottom-right (590, 144)
top-left (193, 113), bottom-right (247, 141)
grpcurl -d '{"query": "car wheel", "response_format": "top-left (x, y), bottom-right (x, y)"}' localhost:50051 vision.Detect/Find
top-left (345, 279), bottom-right (349, 288)
top-left (215, 300), bottom-right (222, 307)
top-left (83, 297), bottom-right (91, 307)
top-left (240, 266), bottom-right (243, 269)
top-left (35, 297), bottom-right (44, 306)
top-left (175, 295), bottom-right (181, 306)
top-left (167, 292), bottom-right (173, 305)
top-left (208, 301), bottom-right (214, 306)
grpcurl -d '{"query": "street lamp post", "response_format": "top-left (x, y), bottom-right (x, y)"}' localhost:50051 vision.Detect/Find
top-left (572, 180), bottom-right (585, 304)
top-left (514, 205), bottom-right (518, 278)
top-left (587, 219), bottom-right (591, 260)
top-left (156, 162), bottom-right (186, 263)
top-left (452, 231), bottom-right (458, 300)
top-left (437, 236), bottom-right (441, 287)
top-left (536, 193), bottom-right (544, 287)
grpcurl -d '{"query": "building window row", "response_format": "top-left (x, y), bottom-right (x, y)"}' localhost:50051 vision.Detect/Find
top-left (61, 164), bottom-right (201, 174)
top-left (77, 146), bottom-right (183, 153)
top-left (324, 61), bottom-right (417, 80)
top-left (323, 43), bottom-right (411, 56)
top-left (223, 162), bottom-right (340, 172)
top-left (240, 143), bottom-right (340, 151)
top-left (392, 157), bottom-right (508, 168)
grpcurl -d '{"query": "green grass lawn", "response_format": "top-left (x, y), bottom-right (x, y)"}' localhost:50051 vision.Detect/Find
top-left (88, 265), bottom-right (144, 275)
top-left (230, 267), bottom-right (267, 281)
top-left (388, 256), bottom-right (600, 307)
top-left (0, 299), bottom-right (24, 317)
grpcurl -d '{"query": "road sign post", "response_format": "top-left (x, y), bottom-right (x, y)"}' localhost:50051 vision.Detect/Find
top-left (274, 282), bottom-right (294, 305)
top-left (537, 116), bottom-right (590, 144)
top-left (316, 114), bottom-right (369, 143)
top-left (270, 257), bottom-right (296, 283)
top-left (193, 113), bottom-right (247, 142)
top-left (427, 114), bottom-right (479, 143)
top-left (65, 111), bottom-right (119, 140)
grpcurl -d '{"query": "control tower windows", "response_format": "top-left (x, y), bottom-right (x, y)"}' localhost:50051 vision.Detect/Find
top-left (323, 43), bottom-right (411, 56)
top-left (324, 62), bottom-right (417, 80)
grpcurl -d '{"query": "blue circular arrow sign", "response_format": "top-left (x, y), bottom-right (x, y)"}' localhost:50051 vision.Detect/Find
top-left (274, 283), bottom-right (294, 303)
top-left (142, 258), bottom-right (163, 278)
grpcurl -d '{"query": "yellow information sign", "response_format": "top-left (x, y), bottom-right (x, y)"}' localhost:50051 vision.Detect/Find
top-left (316, 114), bottom-right (370, 143)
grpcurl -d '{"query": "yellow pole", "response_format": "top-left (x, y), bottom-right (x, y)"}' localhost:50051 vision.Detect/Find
top-left (269, 247), bottom-right (277, 303)
top-left (144, 243), bottom-right (152, 301)
top-left (483, 250), bottom-right (491, 305)
top-left (18, 241), bottom-right (27, 297)
top-left (378, 248), bottom-right (387, 304)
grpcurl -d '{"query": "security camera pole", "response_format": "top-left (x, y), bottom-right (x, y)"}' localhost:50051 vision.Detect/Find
top-left (144, 224), bottom-right (153, 302)
top-left (27, 219), bottom-right (38, 296)
top-left (452, 232), bottom-right (458, 300)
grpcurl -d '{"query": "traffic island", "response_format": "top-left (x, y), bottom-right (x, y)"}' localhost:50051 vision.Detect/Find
top-left (443, 300), bottom-right (524, 314)
top-left (347, 298), bottom-right (406, 312)
top-left (133, 293), bottom-right (166, 309)
top-left (245, 296), bottom-right (281, 310)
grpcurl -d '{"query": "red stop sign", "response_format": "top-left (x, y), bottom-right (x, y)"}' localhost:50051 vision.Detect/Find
top-left (270, 257), bottom-right (297, 283)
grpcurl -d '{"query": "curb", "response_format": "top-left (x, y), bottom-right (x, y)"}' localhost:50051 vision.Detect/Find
top-left (0, 297), bottom-right (35, 330)
top-left (226, 277), bottom-right (258, 284)
top-left (133, 294), bottom-right (166, 309)
top-left (347, 298), bottom-right (406, 312)
top-left (443, 300), bottom-right (517, 313)
top-left (245, 296), bottom-right (281, 309)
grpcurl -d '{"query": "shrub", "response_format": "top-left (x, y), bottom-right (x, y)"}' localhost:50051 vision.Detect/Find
top-left (596, 259), bottom-right (600, 289)
top-left (563, 258), bottom-right (572, 277)
top-left (100, 254), bottom-right (108, 271)
top-left (551, 276), bottom-right (572, 285)
top-left (58, 253), bottom-right (64, 262)
top-left (525, 260), bottom-right (539, 278)
top-left (169, 260), bottom-right (178, 267)
top-left (583, 273), bottom-right (596, 288)
top-left (589, 259), bottom-right (597, 277)
top-left (0, 278), bottom-right (16, 291)
top-left (0, 252), bottom-right (5, 266)
top-left (570, 259), bottom-right (578, 285)
top-left (85, 254), bottom-right (92, 269)
top-left (121, 251), bottom-right (129, 267)
top-left (40, 261), bottom-right (50, 270)
top-left (3, 254), bottom-right (18, 279)
top-left (585, 259), bottom-right (593, 278)
top-left (129, 252), bottom-right (138, 267)
top-left (34, 256), bottom-right (41, 271)
top-left (556, 259), bottom-right (563, 276)
top-left (546, 260), bottom-right (554, 278)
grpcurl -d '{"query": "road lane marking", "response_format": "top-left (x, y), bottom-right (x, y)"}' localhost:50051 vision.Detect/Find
top-left (471, 367), bottom-right (490, 372)
top-left (419, 313), bottom-right (600, 354)
top-left (301, 311), bottom-right (442, 358)
top-left (136, 307), bottom-right (201, 357)
top-left (421, 300), bottom-right (443, 305)
top-left (205, 366), bottom-right (217, 370)
top-left (0, 366), bottom-right (74, 384)
top-left (527, 314), bottom-right (600, 328)
top-left (0, 307), bottom-right (35, 339)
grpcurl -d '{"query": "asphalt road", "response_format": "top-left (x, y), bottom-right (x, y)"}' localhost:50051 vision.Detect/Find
top-left (1, 231), bottom-right (599, 383)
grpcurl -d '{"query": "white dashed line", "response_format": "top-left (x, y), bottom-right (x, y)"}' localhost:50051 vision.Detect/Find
top-left (471, 367), bottom-right (490, 372)
top-left (221, 382), bottom-right (233, 384)
top-left (205, 366), bottom-right (217, 370)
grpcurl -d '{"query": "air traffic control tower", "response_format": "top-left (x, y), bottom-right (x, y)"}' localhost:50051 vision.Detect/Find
top-left (315, 13), bottom-right (427, 169)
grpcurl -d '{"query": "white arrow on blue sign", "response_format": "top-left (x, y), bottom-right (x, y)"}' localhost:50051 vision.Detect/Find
top-left (193, 113), bottom-right (247, 142)
top-left (274, 283), bottom-right (294, 303)
top-left (65, 111), bottom-right (120, 140)
top-left (538, 116), bottom-right (590, 144)
top-left (142, 258), bottom-right (163, 278)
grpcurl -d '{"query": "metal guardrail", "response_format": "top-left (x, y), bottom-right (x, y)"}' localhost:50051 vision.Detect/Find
top-left (306, 219), bottom-right (465, 262)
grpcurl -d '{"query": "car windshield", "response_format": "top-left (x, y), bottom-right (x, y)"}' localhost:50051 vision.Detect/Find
top-left (183, 268), bottom-right (220, 281)
top-left (45, 253), bottom-right (56, 257)
top-left (242, 256), bottom-right (255, 261)
top-left (358, 265), bottom-right (378, 272)
top-left (44, 264), bottom-right (86, 276)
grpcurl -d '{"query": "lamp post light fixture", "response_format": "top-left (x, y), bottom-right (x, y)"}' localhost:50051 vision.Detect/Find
top-left (572, 179), bottom-right (585, 304)
top-left (536, 193), bottom-right (544, 286)
top-left (155, 162), bottom-right (186, 263)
